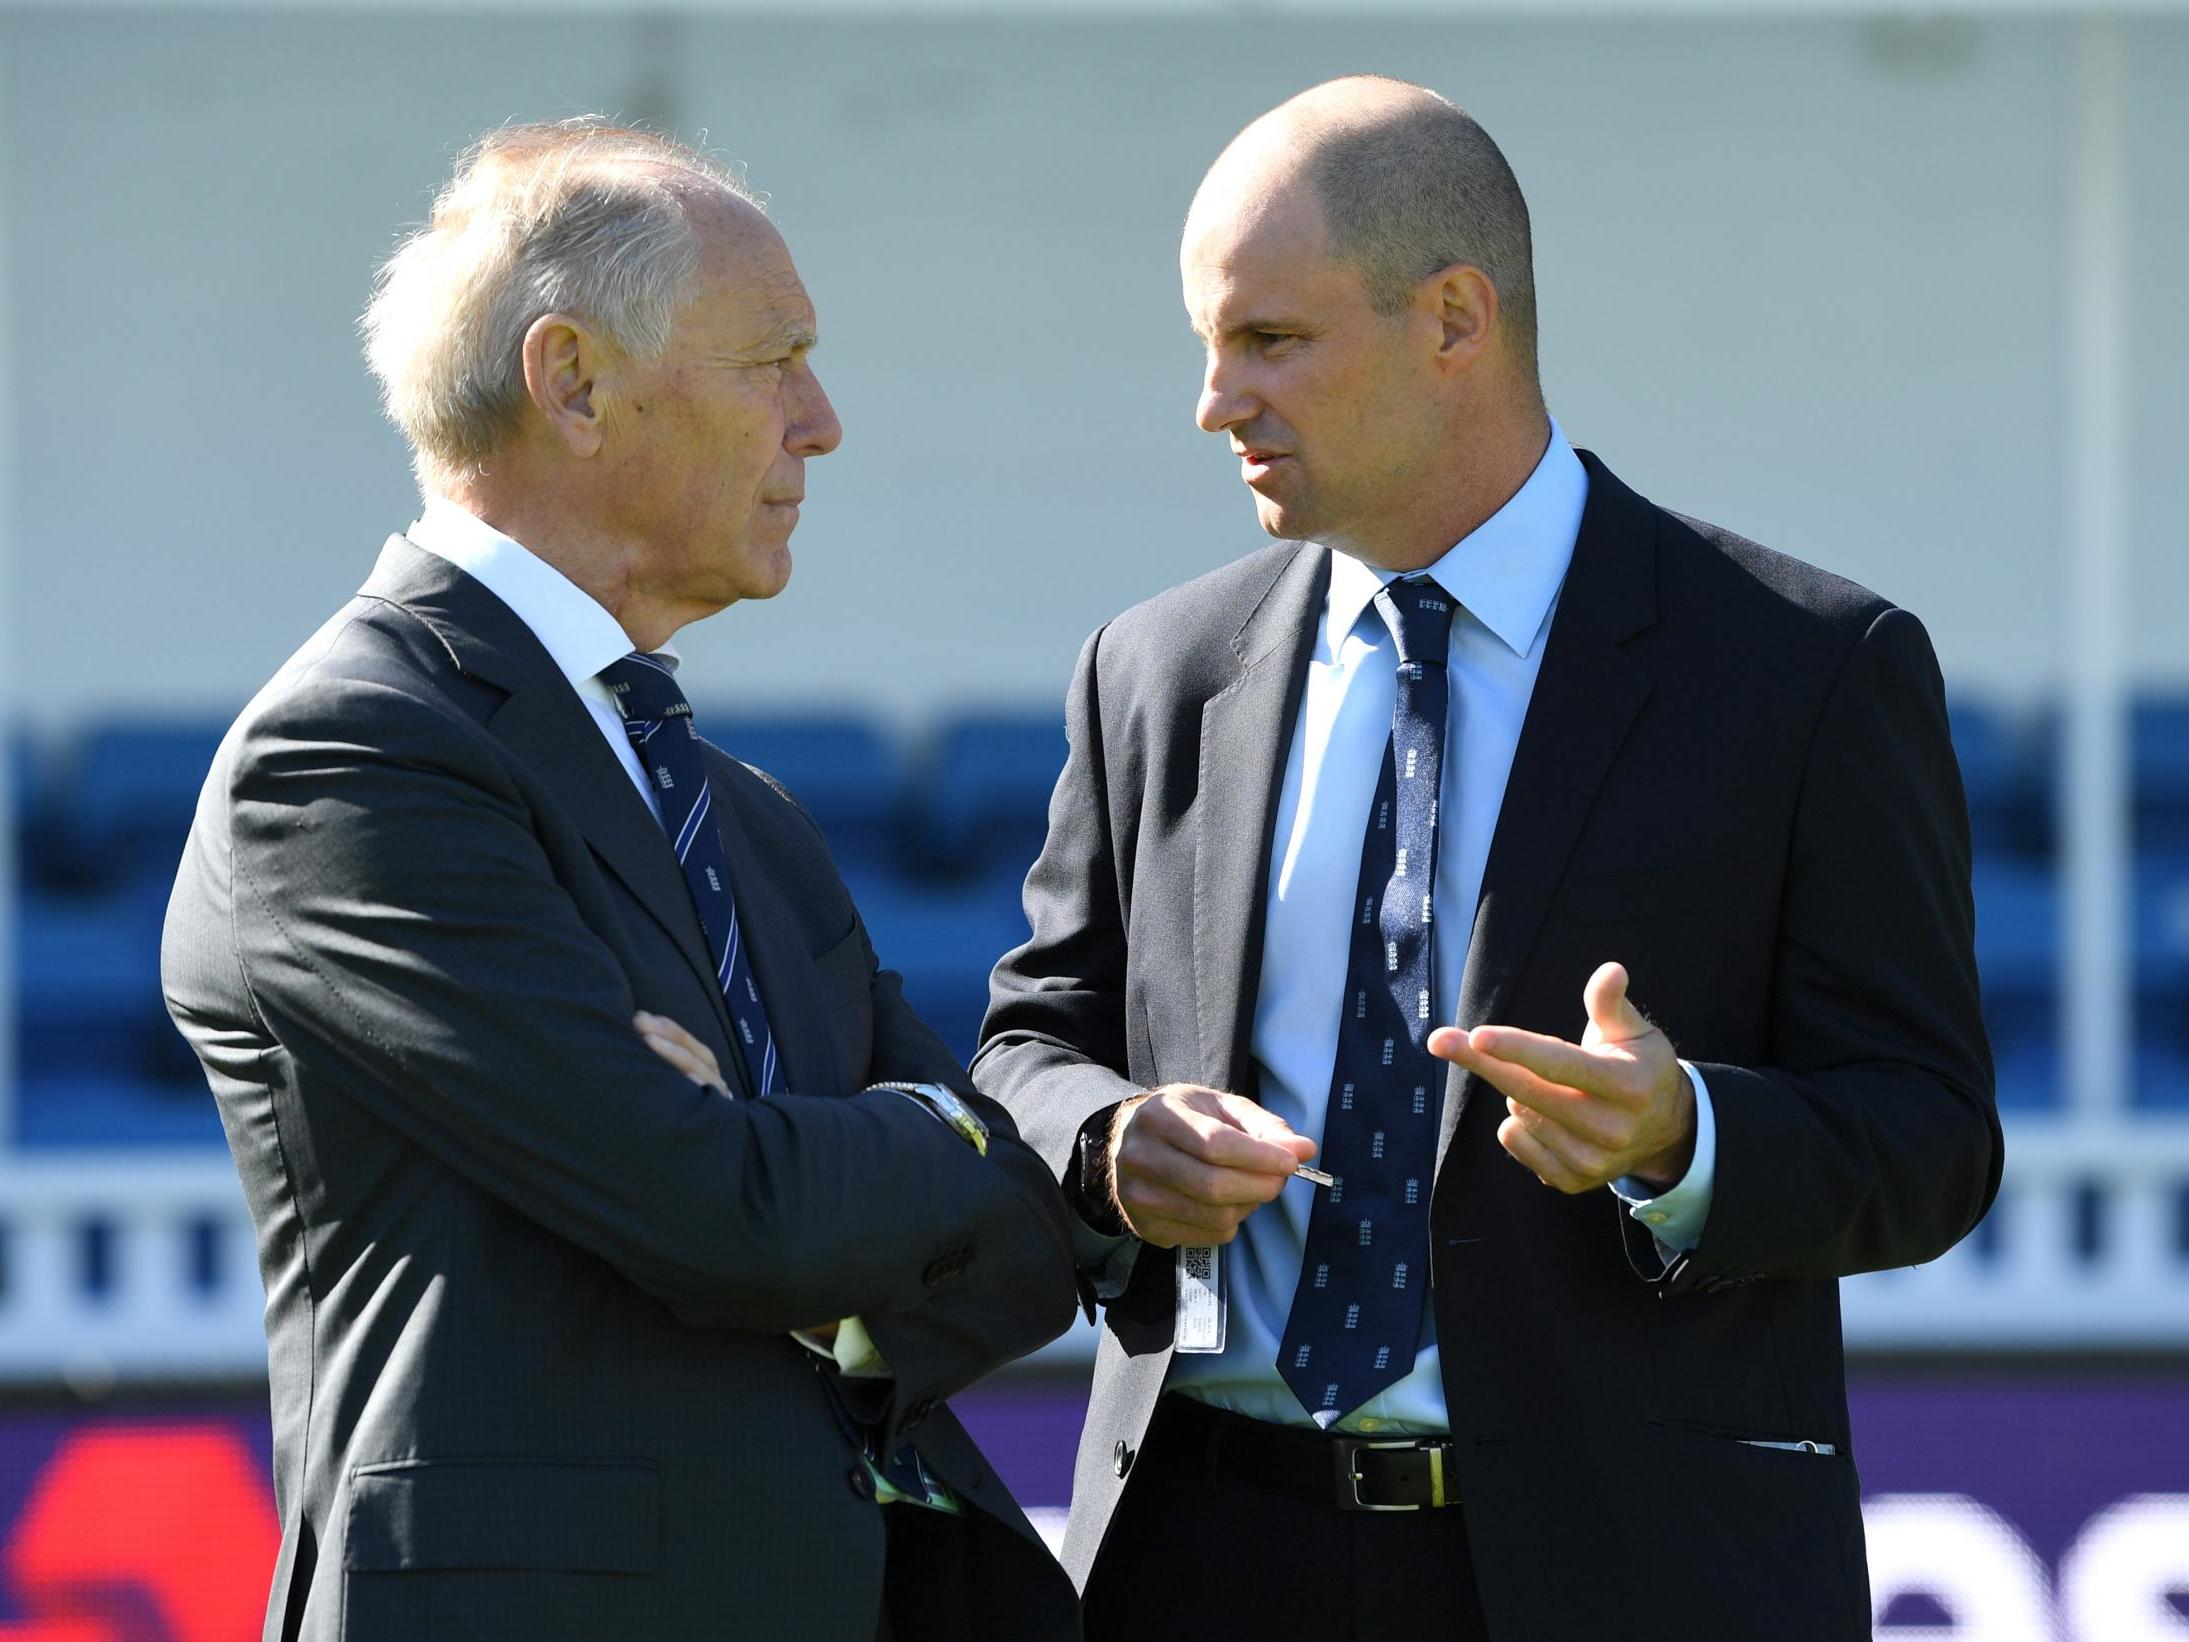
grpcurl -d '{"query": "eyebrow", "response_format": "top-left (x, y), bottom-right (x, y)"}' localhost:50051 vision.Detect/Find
top-left (1194, 315), bottom-right (1308, 343)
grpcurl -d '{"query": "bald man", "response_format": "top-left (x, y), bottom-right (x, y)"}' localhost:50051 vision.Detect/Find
top-left (976, 77), bottom-right (1997, 1640)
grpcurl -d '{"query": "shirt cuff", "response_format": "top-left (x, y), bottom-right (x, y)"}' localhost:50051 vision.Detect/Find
top-left (791, 1317), bottom-right (892, 1379)
top-left (1611, 1061), bottom-right (1717, 1255)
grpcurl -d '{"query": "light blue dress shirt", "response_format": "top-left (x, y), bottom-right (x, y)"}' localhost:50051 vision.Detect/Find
top-left (1166, 423), bottom-right (1717, 1434)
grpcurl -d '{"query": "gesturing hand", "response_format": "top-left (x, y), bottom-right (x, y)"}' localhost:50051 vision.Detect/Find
top-left (1110, 1085), bottom-right (1318, 1249)
top-left (635, 1010), bottom-right (731, 1097)
top-left (1427, 962), bottom-right (1694, 1195)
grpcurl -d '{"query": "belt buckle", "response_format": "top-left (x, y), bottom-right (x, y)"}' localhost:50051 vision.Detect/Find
top-left (1340, 1437), bottom-right (1444, 1512)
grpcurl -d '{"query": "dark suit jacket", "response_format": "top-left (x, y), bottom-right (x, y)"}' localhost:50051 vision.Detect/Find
top-left (162, 538), bottom-right (1082, 1642)
top-left (974, 453), bottom-right (2000, 1640)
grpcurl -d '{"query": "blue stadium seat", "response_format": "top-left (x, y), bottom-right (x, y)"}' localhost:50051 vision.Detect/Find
top-left (14, 1072), bottom-right (225, 1149)
top-left (918, 712), bottom-right (1067, 881)
top-left (697, 712), bottom-right (905, 871)
top-left (8, 728), bottom-right (52, 886)
top-left (1949, 699), bottom-right (2039, 856)
top-left (2134, 697), bottom-right (2189, 852)
top-left (843, 867), bottom-right (1030, 1062)
top-left (1990, 1039), bottom-right (2189, 1113)
top-left (2136, 853), bottom-right (2189, 1051)
top-left (59, 720), bottom-right (230, 892)
top-left (1971, 860), bottom-right (2059, 1057)
top-left (14, 885), bottom-right (187, 1085)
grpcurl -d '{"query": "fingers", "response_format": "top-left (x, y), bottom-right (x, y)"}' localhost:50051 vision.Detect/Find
top-left (1584, 961), bottom-right (1655, 1044)
top-left (1497, 1109), bottom-right (1610, 1195)
top-left (634, 1011), bottom-right (729, 1094)
top-left (1147, 1085), bottom-right (1316, 1173)
top-left (1117, 1179), bottom-right (1276, 1248)
top-left (1113, 1084), bottom-right (1311, 1246)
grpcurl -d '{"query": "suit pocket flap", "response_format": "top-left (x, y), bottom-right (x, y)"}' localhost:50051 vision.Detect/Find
top-left (1563, 858), bottom-right (1744, 926)
top-left (346, 1458), bottom-right (658, 1573)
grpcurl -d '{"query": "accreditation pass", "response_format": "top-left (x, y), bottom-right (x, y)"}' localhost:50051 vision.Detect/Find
top-left (1174, 1244), bottom-right (1226, 1353)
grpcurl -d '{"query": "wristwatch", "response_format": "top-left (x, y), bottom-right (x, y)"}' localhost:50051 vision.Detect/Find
top-left (866, 1081), bottom-right (989, 1156)
top-left (1069, 1106), bottom-right (1132, 1239)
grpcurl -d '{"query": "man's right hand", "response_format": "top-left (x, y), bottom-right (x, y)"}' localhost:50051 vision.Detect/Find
top-left (1109, 1085), bottom-right (1317, 1248)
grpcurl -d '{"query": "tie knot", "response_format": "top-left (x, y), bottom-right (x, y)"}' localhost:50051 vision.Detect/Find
top-left (1374, 577), bottom-right (1456, 667)
top-left (600, 651), bottom-right (691, 724)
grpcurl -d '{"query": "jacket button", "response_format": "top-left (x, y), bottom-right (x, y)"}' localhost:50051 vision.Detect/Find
top-left (1112, 1439), bottom-right (1134, 1479)
top-left (848, 1464), bottom-right (877, 1501)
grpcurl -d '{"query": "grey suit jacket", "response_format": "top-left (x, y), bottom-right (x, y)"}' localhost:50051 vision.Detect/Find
top-left (975, 454), bottom-right (1999, 1640)
top-left (163, 538), bottom-right (1081, 1641)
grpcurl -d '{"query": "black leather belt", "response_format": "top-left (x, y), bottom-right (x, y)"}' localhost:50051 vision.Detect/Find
top-left (1160, 1395), bottom-right (1458, 1513)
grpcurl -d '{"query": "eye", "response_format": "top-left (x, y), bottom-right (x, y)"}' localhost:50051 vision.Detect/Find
top-left (1253, 330), bottom-right (1296, 353)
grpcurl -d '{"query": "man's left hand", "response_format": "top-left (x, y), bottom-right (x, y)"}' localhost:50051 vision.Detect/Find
top-left (1427, 962), bottom-right (1694, 1195)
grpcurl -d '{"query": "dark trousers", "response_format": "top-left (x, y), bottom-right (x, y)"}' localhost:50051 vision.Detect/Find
top-left (1084, 1397), bottom-right (1492, 1642)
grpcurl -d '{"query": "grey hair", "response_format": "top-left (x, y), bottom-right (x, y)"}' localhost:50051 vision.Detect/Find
top-left (362, 118), bottom-right (756, 491)
top-left (1307, 88), bottom-right (1538, 380)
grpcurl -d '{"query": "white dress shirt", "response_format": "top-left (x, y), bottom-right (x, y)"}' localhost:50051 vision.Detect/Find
top-left (403, 499), bottom-right (889, 1380)
top-left (405, 497), bottom-right (673, 822)
top-left (1166, 423), bottom-right (1717, 1433)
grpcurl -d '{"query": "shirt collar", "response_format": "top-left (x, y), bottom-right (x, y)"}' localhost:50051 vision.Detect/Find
top-left (405, 496), bottom-right (680, 692)
top-left (1322, 418), bottom-right (1588, 660)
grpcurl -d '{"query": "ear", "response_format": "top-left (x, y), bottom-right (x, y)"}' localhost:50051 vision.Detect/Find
top-left (521, 312), bottom-right (607, 459)
top-left (1427, 263), bottom-right (1499, 376)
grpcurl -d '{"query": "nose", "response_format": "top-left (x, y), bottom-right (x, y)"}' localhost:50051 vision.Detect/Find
top-left (1196, 348), bottom-right (1253, 436)
top-left (788, 359), bottom-right (842, 457)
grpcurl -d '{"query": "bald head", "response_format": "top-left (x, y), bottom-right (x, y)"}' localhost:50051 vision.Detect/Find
top-left (1192, 76), bottom-right (1538, 380)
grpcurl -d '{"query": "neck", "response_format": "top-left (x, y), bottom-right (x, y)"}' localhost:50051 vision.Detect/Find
top-left (440, 480), bottom-right (684, 653)
top-left (1345, 401), bottom-right (1552, 573)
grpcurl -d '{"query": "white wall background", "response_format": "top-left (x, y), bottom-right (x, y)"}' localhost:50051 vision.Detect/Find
top-left (1, 9), bottom-right (2183, 729)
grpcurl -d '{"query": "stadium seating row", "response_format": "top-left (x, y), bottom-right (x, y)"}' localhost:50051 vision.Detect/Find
top-left (9, 699), bottom-right (2189, 1147)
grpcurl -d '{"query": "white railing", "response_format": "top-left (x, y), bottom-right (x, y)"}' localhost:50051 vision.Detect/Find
top-left (0, 1153), bottom-right (267, 1381)
top-left (2, 1118), bottom-right (2186, 1383)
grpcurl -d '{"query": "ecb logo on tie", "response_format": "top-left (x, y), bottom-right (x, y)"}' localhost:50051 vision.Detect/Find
top-left (1344, 1304), bottom-right (1361, 1330)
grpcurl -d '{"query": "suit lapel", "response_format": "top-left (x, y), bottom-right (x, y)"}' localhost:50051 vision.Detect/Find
top-left (359, 538), bottom-right (737, 1049)
top-left (1436, 456), bottom-right (1660, 1176)
top-left (1193, 545), bottom-right (1330, 1095)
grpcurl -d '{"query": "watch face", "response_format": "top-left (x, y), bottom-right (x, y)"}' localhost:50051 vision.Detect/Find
top-left (935, 1090), bottom-right (989, 1155)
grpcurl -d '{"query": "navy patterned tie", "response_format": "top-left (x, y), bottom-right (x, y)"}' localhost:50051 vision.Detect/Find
top-left (600, 653), bottom-right (785, 1097)
top-left (1278, 577), bottom-right (1456, 1426)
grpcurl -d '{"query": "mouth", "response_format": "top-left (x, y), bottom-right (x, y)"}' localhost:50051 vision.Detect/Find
top-left (1236, 449), bottom-right (1290, 484)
